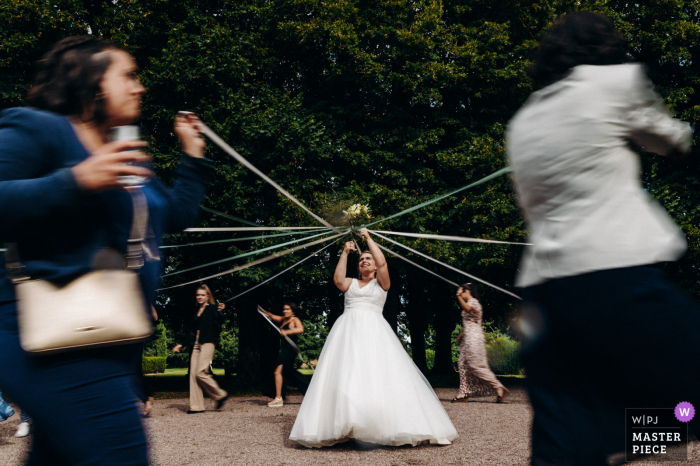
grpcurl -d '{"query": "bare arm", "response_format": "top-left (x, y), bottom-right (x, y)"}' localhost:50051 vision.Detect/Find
top-left (456, 295), bottom-right (476, 315)
top-left (281, 317), bottom-right (305, 336)
top-left (359, 229), bottom-right (390, 290)
top-left (257, 305), bottom-right (284, 323)
top-left (334, 241), bottom-right (355, 292)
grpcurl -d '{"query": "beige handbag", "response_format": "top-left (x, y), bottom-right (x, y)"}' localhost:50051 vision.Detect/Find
top-left (6, 190), bottom-right (154, 354)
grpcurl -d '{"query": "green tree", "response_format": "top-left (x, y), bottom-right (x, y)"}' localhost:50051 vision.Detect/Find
top-left (3, 0), bottom-right (699, 381)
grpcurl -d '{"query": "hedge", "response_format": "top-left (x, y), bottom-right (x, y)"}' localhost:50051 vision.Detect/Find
top-left (142, 357), bottom-right (167, 375)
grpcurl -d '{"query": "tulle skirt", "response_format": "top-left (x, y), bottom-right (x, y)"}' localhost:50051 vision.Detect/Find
top-left (289, 306), bottom-right (459, 447)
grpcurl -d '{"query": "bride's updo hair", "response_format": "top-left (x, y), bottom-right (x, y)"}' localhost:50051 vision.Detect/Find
top-left (358, 250), bottom-right (377, 279)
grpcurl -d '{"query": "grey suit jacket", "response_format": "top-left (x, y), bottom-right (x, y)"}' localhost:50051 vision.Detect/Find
top-left (507, 64), bottom-right (692, 288)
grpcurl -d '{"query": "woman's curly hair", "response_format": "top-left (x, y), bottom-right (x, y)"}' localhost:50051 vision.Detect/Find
top-left (27, 35), bottom-right (123, 122)
top-left (529, 12), bottom-right (628, 90)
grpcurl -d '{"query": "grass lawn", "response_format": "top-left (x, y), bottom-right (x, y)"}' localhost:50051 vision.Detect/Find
top-left (145, 368), bottom-right (225, 377)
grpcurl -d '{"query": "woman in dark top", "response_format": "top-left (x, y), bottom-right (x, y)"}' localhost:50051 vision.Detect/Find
top-left (173, 284), bottom-right (228, 413)
top-left (0, 36), bottom-right (212, 465)
top-left (258, 302), bottom-right (309, 407)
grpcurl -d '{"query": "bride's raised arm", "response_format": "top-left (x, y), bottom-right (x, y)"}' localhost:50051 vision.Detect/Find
top-left (359, 229), bottom-right (390, 291)
top-left (334, 241), bottom-right (356, 292)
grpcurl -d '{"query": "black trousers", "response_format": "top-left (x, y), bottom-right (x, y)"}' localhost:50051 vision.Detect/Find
top-left (520, 265), bottom-right (700, 466)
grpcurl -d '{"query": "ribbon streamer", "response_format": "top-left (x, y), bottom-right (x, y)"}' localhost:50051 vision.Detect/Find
top-left (163, 230), bottom-right (333, 277)
top-left (371, 230), bottom-right (529, 246)
top-left (160, 228), bottom-right (329, 249)
top-left (157, 232), bottom-right (348, 290)
top-left (371, 231), bottom-right (522, 300)
top-left (187, 114), bottom-right (341, 233)
top-left (373, 242), bottom-right (459, 287)
top-left (224, 237), bottom-right (344, 303)
top-left (359, 166), bottom-right (512, 229)
top-left (184, 227), bottom-right (327, 232)
top-left (200, 205), bottom-right (260, 227)
top-left (257, 309), bottom-right (301, 354)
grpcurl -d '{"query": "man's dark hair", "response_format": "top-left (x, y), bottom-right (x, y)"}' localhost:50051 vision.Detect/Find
top-left (27, 35), bottom-right (122, 123)
top-left (529, 12), bottom-right (627, 90)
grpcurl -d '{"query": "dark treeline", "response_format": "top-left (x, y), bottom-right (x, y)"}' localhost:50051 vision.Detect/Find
top-left (2, 0), bottom-right (699, 380)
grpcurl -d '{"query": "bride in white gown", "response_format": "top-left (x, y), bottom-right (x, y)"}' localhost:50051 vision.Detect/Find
top-left (289, 229), bottom-right (458, 448)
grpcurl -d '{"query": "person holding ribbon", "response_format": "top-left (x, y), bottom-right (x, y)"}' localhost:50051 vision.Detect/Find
top-left (452, 283), bottom-right (509, 403)
top-left (0, 35), bottom-right (212, 464)
top-left (508, 11), bottom-right (700, 464)
top-left (172, 284), bottom-right (229, 414)
top-left (258, 302), bottom-right (309, 407)
top-left (289, 229), bottom-right (458, 447)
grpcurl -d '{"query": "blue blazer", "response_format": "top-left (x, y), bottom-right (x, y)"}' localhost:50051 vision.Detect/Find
top-left (0, 107), bottom-right (213, 305)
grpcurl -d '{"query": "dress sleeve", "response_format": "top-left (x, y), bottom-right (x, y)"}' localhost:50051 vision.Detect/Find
top-left (625, 66), bottom-right (692, 156)
top-left (0, 110), bottom-right (90, 241)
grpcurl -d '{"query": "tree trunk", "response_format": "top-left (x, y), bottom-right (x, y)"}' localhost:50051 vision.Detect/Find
top-left (383, 277), bottom-right (400, 335)
top-left (236, 289), bottom-right (277, 388)
top-left (430, 291), bottom-right (459, 376)
top-left (406, 298), bottom-right (428, 374)
top-left (327, 281), bottom-right (344, 330)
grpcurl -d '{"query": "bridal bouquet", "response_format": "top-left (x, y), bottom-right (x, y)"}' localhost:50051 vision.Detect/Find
top-left (344, 204), bottom-right (371, 222)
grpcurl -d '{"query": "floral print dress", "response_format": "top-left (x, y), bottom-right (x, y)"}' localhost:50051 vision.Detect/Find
top-left (458, 298), bottom-right (503, 398)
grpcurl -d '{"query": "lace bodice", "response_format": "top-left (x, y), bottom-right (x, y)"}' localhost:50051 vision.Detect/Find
top-left (344, 279), bottom-right (387, 314)
top-left (461, 298), bottom-right (483, 324)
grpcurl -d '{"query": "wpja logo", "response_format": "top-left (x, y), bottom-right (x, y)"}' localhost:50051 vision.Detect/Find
top-left (625, 403), bottom-right (693, 462)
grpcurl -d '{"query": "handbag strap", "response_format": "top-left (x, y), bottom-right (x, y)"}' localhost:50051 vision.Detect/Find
top-left (4, 242), bottom-right (28, 283)
top-left (125, 189), bottom-right (150, 269)
top-left (4, 188), bottom-right (152, 282)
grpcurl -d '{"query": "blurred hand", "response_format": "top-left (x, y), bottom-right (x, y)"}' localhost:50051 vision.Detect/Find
top-left (358, 229), bottom-right (371, 240)
top-left (457, 334), bottom-right (464, 343)
top-left (280, 329), bottom-right (287, 337)
top-left (172, 344), bottom-right (183, 353)
top-left (71, 140), bottom-right (151, 193)
top-left (150, 305), bottom-right (158, 321)
top-left (456, 287), bottom-right (464, 296)
top-left (218, 303), bottom-right (226, 311)
top-left (175, 113), bottom-right (205, 158)
top-left (343, 241), bottom-right (356, 254)
top-left (257, 305), bottom-right (267, 314)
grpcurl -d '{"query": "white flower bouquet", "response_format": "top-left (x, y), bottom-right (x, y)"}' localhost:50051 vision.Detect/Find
top-left (343, 204), bottom-right (371, 222)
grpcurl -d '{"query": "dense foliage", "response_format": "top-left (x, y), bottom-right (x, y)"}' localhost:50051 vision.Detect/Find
top-left (2, 0), bottom-right (699, 381)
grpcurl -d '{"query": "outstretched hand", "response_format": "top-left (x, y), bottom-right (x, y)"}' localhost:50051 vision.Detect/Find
top-left (358, 229), bottom-right (371, 240)
top-left (175, 113), bottom-right (205, 158)
top-left (342, 241), bottom-right (356, 255)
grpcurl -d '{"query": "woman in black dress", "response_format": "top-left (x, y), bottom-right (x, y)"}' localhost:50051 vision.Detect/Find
top-left (258, 302), bottom-right (309, 407)
top-left (173, 284), bottom-right (229, 413)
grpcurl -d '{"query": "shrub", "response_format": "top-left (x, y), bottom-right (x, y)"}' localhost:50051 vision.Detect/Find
top-left (142, 357), bottom-right (167, 375)
top-left (425, 349), bottom-right (436, 370)
top-left (214, 324), bottom-right (238, 368)
top-left (153, 322), bottom-right (169, 358)
top-left (486, 336), bottom-right (522, 375)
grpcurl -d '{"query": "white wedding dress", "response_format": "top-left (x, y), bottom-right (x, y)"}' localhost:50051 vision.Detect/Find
top-left (289, 278), bottom-right (458, 447)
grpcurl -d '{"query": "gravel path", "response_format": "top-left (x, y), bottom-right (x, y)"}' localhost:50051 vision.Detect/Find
top-left (1, 387), bottom-right (697, 465)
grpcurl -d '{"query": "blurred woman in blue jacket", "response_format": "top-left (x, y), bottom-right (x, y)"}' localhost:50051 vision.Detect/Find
top-left (0, 36), bottom-right (212, 465)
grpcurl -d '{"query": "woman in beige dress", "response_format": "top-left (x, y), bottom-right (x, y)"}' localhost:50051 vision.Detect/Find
top-left (452, 283), bottom-right (509, 403)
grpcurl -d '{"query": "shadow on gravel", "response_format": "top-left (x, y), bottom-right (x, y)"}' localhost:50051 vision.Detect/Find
top-left (166, 403), bottom-right (189, 412)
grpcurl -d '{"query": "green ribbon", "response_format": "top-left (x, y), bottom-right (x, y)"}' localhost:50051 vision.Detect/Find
top-left (358, 166), bottom-right (512, 229)
top-left (200, 205), bottom-right (260, 227)
top-left (162, 230), bottom-right (334, 277)
top-left (160, 228), bottom-right (329, 249)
